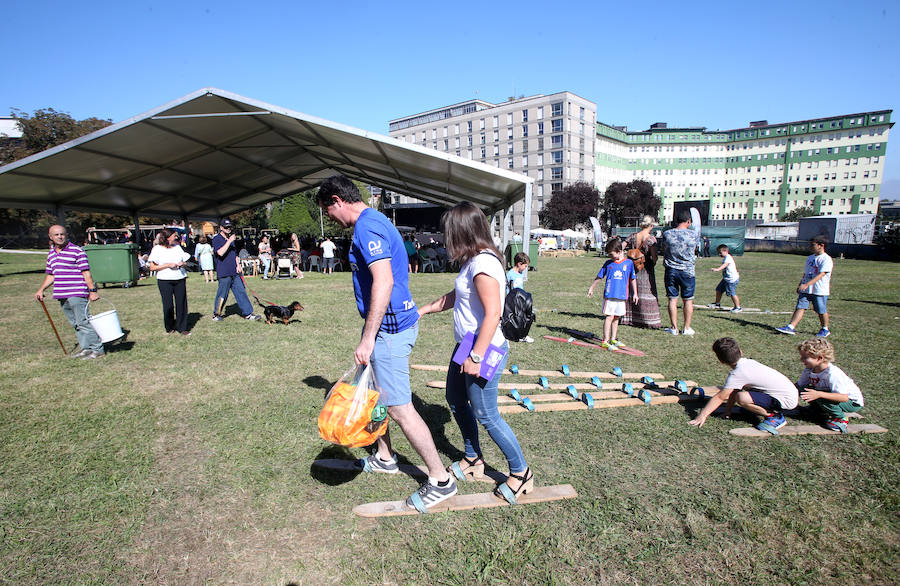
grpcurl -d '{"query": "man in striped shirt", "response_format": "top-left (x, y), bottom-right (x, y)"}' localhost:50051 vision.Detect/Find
top-left (33, 225), bottom-right (105, 359)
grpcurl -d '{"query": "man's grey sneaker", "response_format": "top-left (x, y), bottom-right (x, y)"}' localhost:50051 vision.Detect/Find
top-left (709, 303), bottom-right (721, 309)
top-left (358, 452), bottom-right (399, 474)
top-left (81, 350), bottom-right (105, 360)
top-left (663, 327), bottom-right (679, 336)
top-left (730, 307), bottom-right (743, 313)
top-left (69, 348), bottom-right (90, 358)
top-left (406, 477), bottom-right (458, 512)
top-left (212, 314), bottom-right (224, 321)
top-left (244, 314), bottom-right (262, 321)
top-left (816, 328), bottom-right (831, 338)
top-left (776, 325), bottom-right (796, 335)
top-left (681, 327), bottom-right (695, 336)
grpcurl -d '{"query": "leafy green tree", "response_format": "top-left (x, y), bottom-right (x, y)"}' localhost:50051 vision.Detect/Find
top-left (599, 180), bottom-right (661, 233)
top-left (1, 108), bottom-right (112, 165)
top-left (779, 206), bottom-right (816, 222)
top-left (538, 181), bottom-right (601, 230)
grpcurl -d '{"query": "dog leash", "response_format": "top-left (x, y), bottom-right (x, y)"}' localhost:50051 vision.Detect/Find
top-left (240, 274), bottom-right (278, 306)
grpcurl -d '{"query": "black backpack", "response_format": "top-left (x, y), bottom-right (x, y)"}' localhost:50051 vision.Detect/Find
top-left (501, 287), bottom-right (536, 341)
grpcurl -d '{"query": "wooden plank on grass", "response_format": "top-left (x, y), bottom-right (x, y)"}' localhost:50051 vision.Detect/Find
top-left (413, 364), bottom-right (664, 379)
top-left (425, 380), bottom-right (696, 391)
top-left (498, 394), bottom-right (705, 413)
top-left (729, 424), bottom-right (887, 437)
top-left (352, 484), bottom-right (577, 517)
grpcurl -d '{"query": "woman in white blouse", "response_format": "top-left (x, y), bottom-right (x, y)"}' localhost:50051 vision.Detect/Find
top-left (148, 228), bottom-right (192, 336)
top-left (418, 202), bottom-right (532, 504)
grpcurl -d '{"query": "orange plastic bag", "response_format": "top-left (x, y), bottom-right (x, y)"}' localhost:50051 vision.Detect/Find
top-left (318, 363), bottom-right (388, 448)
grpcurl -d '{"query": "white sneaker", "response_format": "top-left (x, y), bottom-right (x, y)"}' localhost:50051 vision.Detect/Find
top-left (663, 327), bottom-right (679, 336)
top-left (682, 327), bottom-right (695, 336)
top-left (522, 336), bottom-right (534, 343)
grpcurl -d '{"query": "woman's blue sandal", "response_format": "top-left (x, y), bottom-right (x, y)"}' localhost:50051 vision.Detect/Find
top-left (448, 455), bottom-right (485, 481)
top-left (494, 468), bottom-right (534, 504)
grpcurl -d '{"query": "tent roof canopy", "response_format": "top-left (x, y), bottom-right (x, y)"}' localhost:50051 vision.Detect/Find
top-left (0, 88), bottom-right (532, 221)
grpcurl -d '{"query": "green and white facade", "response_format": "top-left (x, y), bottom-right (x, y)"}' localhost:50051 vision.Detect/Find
top-left (596, 111), bottom-right (892, 222)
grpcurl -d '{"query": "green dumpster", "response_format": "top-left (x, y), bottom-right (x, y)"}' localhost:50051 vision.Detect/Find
top-left (505, 240), bottom-right (539, 271)
top-left (84, 243), bottom-right (140, 288)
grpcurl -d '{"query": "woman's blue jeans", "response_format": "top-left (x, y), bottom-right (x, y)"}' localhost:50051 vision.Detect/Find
top-left (445, 342), bottom-right (527, 473)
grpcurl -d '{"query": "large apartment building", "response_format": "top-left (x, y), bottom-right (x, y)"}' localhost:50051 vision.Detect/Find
top-left (596, 111), bottom-right (892, 222)
top-left (388, 92), bottom-right (596, 232)
top-left (388, 94), bottom-right (892, 228)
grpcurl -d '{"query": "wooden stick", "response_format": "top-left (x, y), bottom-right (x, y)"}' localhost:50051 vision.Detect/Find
top-left (39, 299), bottom-right (68, 356)
top-left (412, 364), bottom-right (664, 379)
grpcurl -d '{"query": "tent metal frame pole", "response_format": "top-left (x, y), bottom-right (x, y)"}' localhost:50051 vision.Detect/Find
top-left (521, 183), bottom-right (533, 255)
top-left (133, 213), bottom-right (141, 246)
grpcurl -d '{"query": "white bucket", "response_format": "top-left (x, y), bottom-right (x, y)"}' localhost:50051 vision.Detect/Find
top-left (85, 298), bottom-right (125, 343)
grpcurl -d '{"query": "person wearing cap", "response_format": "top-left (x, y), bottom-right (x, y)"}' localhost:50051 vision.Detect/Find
top-left (211, 219), bottom-right (261, 322)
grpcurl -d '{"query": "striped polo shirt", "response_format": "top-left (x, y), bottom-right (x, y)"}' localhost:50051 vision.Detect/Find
top-left (46, 242), bottom-right (91, 299)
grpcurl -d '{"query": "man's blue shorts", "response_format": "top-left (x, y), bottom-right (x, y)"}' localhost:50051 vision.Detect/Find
top-left (369, 322), bottom-right (418, 407)
top-left (796, 292), bottom-right (828, 314)
top-left (746, 391), bottom-right (783, 413)
top-left (664, 267), bottom-right (695, 300)
top-left (716, 278), bottom-right (739, 297)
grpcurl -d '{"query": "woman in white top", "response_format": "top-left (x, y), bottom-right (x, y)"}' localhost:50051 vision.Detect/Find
top-left (194, 235), bottom-right (214, 282)
top-left (418, 202), bottom-right (532, 504)
top-left (148, 228), bottom-right (192, 336)
top-left (258, 235), bottom-right (273, 279)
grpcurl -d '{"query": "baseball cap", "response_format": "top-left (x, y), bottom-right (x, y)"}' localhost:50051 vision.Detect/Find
top-left (220, 219), bottom-right (233, 228)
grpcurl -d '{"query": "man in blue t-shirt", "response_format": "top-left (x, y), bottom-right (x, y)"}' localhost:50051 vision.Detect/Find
top-left (317, 175), bottom-right (456, 511)
top-left (211, 219), bottom-right (261, 321)
top-left (661, 210), bottom-right (700, 336)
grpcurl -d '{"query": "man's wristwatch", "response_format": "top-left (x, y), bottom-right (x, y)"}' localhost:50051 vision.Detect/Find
top-left (88, 287), bottom-right (98, 292)
top-left (469, 351), bottom-right (482, 363)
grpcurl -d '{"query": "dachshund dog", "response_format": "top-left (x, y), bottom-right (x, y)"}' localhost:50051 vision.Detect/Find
top-left (262, 301), bottom-right (304, 325)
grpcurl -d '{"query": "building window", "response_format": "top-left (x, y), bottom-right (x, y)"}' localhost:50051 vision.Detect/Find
top-left (493, 130), bottom-right (499, 142)
top-left (522, 140), bottom-right (528, 152)
top-left (551, 119), bottom-right (563, 133)
top-left (480, 118), bottom-right (485, 130)
top-left (551, 151), bottom-right (563, 164)
top-left (522, 125), bottom-right (529, 138)
top-left (579, 106), bottom-right (585, 120)
top-left (481, 134), bottom-right (486, 144)
top-left (508, 157), bottom-right (514, 169)
top-left (507, 129), bottom-right (513, 140)
top-left (551, 182), bottom-right (562, 193)
top-left (506, 113), bottom-right (513, 125)
top-left (467, 121), bottom-right (473, 133)
top-left (508, 143), bottom-right (514, 154)
top-left (551, 102), bottom-right (563, 117)
top-left (522, 155), bottom-right (528, 167)
top-left (551, 167), bottom-right (563, 180)
top-left (480, 147), bottom-right (486, 158)
top-left (538, 122), bottom-right (544, 135)
top-left (551, 135), bottom-right (563, 147)
top-left (537, 106), bottom-right (544, 120)
top-left (522, 109), bottom-right (528, 122)
top-left (493, 145), bottom-right (499, 156)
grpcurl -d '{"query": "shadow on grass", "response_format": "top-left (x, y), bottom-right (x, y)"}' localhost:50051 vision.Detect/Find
top-left (842, 298), bottom-right (900, 308)
top-left (554, 311), bottom-right (605, 319)
top-left (186, 312), bottom-right (203, 330)
top-left (706, 312), bottom-right (784, 333)
top-left (302, 375), bottom-right (333, 399)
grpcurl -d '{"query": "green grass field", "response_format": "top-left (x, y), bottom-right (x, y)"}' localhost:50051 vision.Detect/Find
top-left (1, 250), bottom-right (898, 584)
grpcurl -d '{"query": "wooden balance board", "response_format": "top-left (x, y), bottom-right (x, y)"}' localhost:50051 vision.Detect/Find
top-left (425, 380), bottom-right (695, 392)
top-left (412, 364), bottom-right (664, 379)
top-left (695, 306), bottom-right (793, 315)
top-left (729, 424), bottom-right (887, 438)
top-left (352, 484), bottom-right (577, 517)
top-left (543, 336), bottom-right (646, 357)
top-left (312, 459), bottom-right (507, 484)
top-left (498, 394), bottom-right (704, 413)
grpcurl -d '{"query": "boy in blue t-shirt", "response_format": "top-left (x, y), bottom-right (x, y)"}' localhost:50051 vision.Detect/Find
top-left (506, 252), bottom-right (533, 343)
top-left (587, 238), bottom-right (637, 350)
top-left (506, 252), bottom-right (529, 290)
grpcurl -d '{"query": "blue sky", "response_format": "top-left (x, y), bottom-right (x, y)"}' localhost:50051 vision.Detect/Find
top-left (4, 0), bottom-right (898, 196)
